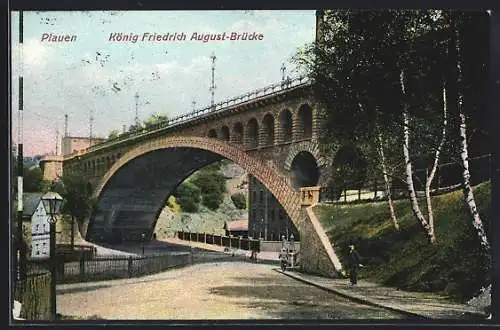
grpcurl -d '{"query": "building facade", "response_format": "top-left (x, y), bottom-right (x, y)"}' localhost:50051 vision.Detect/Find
top-left (30, 200), bottom-right (51, 259)
top-left (248, 175), bottom-right (300, 241)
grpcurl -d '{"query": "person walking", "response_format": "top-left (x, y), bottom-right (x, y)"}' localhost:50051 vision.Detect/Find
top-left (347, 244), bottom-right (363, 286)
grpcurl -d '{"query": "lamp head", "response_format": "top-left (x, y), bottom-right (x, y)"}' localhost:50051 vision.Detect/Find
top-left (41, 191), bottom-right (63, 220)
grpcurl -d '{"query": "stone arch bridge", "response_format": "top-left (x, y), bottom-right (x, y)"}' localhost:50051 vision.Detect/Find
top-left (41, 78), bottom-right (354, 277)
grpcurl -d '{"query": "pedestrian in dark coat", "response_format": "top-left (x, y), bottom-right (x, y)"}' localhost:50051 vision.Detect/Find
top-left (347, 244), bottom-right (363, 285)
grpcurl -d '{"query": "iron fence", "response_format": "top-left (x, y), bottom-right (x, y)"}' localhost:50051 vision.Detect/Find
top-left (25, 253), bottom-right (191, 284)
top-left (176, 231), bottom-right (260, 252)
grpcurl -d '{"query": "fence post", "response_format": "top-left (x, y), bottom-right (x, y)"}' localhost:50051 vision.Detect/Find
top-left (188, 232), bottom-right (191, 242)
top-left (229, 236), bottom-right (232, 248)
top-left (79, 257), bottom-right (85, 280)
top-left (204, 233), bottom-right (206, 244)
top-left (358, 188), bottom-right (361, 201)
top-left (239, 237), bottom-right (241, 250)
top-left (128, 256), bottom-right (133, 278)
top-left (220, 235), bottom-right (223, 246)
top-left (344, 190), bottom-right (347, 202)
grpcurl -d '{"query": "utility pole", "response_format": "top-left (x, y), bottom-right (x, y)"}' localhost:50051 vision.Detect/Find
top-left (64, 114), bottom-right (68, 137)
top-left (209, 52), bottom-right (216, 110)
top-left (15, 10), bottom-right (26, 300)
top-left (192, 99), bottom-right (196, 111)
top-left (134, 92), bottom-right (139, 127)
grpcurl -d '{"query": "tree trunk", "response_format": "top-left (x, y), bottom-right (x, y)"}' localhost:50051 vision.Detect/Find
top-left (400, 69), bottom-right (436, 244)
top-left (424, 82), bottom-right (448, 243)
top-left (376, 129), bottom-right (399, 231)
top-left (453, 16), bottom-right (491, 252)
top-left (459, 113), bottom-right (490, 251)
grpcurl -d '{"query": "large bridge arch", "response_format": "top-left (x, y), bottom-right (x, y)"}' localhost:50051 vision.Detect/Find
top-left (87, 136), bottom-right (303, 243)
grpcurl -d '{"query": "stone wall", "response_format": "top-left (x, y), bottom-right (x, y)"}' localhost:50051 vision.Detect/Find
top-left (298, 206), bottom-right (344, 278)
top-left (39, 155), bottom-right (63, 182)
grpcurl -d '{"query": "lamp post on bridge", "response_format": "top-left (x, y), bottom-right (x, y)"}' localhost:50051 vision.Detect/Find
top-left (41, 191), bottom-right (63, 321)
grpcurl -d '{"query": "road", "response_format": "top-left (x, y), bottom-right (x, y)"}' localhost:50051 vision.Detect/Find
top-left (57, 261), bottom-right (407, 320)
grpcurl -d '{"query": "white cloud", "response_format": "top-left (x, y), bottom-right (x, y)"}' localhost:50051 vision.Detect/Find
top-left (23, 38), bottom-right (54, 71)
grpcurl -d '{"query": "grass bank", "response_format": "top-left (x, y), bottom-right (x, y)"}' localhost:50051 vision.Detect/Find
top-left (315, 182), bottom-right (491, 302)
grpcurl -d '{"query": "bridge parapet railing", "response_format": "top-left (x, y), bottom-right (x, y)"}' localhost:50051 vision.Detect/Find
top-left (77, 75), bottom-right (310, 156)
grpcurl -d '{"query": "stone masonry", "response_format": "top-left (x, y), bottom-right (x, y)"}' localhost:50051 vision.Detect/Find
top-left (41, 82), bottom-right (347, 277)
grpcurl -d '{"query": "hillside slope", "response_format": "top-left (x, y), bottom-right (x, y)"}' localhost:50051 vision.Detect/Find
top-left (315, 182), bottom-right (491, 303)
top-left (154, 162), bottom-right (248, 239)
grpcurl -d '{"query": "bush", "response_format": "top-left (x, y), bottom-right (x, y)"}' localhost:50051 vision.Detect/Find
top-left (191, 166), bottom-right (227, 211)
top-left (174, 182), bottom-right (201, 213)
top-left (202, 192), bottom-right (223, 211)
top-left (231, 193), bottom-right (247, 209)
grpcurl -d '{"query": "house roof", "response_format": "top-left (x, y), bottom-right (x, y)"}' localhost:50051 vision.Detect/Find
top-left (13, 192), bottom-right (44, 218)
top-left (224, 220), bottom-right (248, 232)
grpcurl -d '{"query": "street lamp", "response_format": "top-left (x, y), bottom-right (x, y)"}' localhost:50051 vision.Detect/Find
top-left (41, 191), bottom-right (63, 321)
top-left (141, 233), bottom-right (146, 256)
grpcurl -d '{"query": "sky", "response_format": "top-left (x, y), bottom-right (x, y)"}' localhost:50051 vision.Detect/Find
top-left (10, 10), bottom-right (316, 157)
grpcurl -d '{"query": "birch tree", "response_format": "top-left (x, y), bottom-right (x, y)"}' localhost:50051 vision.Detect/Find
top-left (375, 123), bottom-right (399, 230)
top-left (400, 68), bottom-right (448, 244)
top-left (448, 13), bottom-right (490, 251)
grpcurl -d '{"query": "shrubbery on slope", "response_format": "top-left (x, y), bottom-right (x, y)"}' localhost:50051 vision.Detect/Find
top-left (315, 182), bottom-right (491, 302)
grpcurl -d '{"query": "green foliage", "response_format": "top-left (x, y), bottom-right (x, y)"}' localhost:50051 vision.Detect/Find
top-left (230, 192), bottom-right (246, 209)
top-left (23, 166), bottom-right (43, 192)
top-left (294, 10), bottom-right (489, 179)
top-left (107, 129), bottom-right (120, 140)
top-left (191, 164), bottom-right (227, 211)
top-left (316, 182), bottom-right (491, 302)
top-left (143, 113), bottom-right (169, 129)
top-left (58, 169), bottom-right (98, 224)
top-left (128, 123), bottom-right (143, 132)
top-left (174, 182), bottom-right (201, 213)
